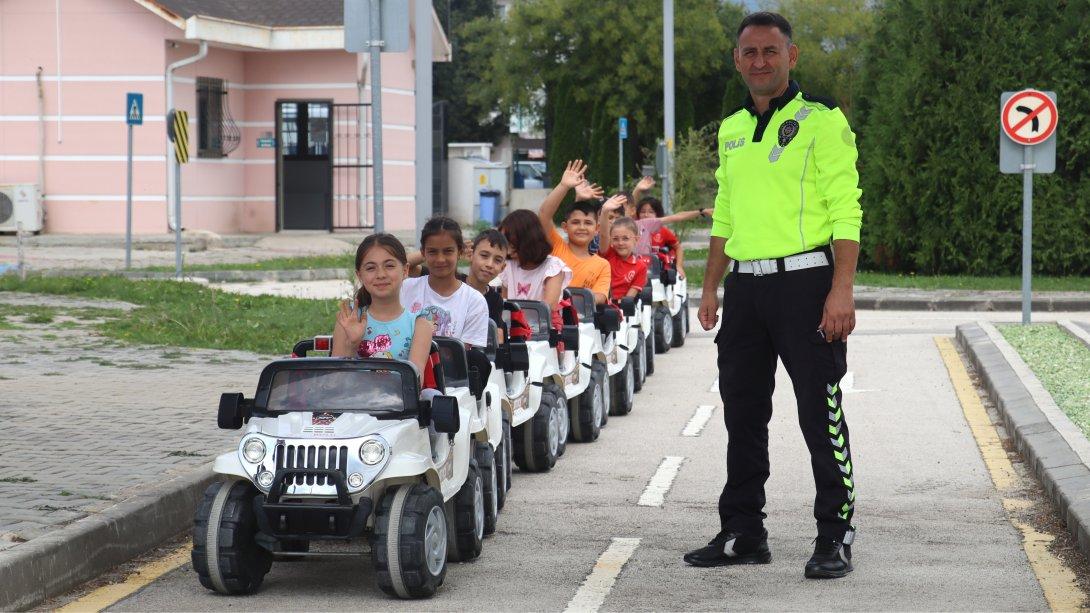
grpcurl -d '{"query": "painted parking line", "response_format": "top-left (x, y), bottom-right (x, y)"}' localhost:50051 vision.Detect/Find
top-left (935, 336), bottom-right (1084, 611)
top-left (638, 456), bottom-right (685, 507)
top-left (563, 537), bottom-right (641, 613)
top-left (708, 377), bottom-right (718, 393)
top-left (56, 544), bottom-right (191, 612)
top-left (681, 405), bottom-right (715, 437)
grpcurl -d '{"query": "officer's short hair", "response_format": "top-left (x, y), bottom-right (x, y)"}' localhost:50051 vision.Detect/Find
top-left (737, 11), bottom-right (793, 42)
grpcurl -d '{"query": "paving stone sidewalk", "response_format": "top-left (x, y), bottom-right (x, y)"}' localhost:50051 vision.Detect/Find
top-left (0, 292), bottom-right (270, 553)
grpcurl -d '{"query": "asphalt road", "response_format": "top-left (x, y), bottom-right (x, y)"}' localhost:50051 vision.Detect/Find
top-left (94, 309), bottom-right (1082, 611)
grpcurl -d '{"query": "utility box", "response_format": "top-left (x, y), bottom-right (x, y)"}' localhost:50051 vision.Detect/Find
top-left (448, 157), bottom-right (509, 226)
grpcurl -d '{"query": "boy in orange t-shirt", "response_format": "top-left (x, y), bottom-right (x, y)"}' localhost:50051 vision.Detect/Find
top-left (538, 160), bottom-right (624, 305)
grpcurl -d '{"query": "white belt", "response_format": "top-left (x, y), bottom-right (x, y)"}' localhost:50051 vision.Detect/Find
top-left (732, 251), bottom-right (830, 275)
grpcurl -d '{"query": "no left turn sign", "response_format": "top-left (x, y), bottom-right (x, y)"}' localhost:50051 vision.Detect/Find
top-left (1001, 89), bottom-right (1057, 145)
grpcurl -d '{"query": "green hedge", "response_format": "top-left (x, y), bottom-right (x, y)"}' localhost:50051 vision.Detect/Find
top-left (853, 0), bottom-right (1090, 275)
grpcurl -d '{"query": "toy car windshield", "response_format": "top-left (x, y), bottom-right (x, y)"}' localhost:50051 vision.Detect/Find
top-left (264, 367), bottom-right (409, 416)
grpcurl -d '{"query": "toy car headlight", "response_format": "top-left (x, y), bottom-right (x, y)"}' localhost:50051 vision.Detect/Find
top-left (242, 438), bottom-right (266, 463)
top-left (359, 439), bottom-right (386, 465)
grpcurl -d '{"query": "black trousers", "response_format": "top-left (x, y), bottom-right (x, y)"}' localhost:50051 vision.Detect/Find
top-left (715, 263), bottom-right (854, 541)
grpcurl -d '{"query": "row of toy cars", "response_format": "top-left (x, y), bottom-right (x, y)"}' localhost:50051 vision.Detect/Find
top-left (190, 256), bottom-right (691, 599)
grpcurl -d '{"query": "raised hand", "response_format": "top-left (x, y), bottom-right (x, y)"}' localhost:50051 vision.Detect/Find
top-left (336, 300), bottom-right (367, 344)
top-left (560, 160), bottom-right (588, 189)
top-left (635, 176), bottom-right (656, 192)
top-left (601, 194), bottom-right (627, 211)
top-left (575, 180), bottom-right (604, 201)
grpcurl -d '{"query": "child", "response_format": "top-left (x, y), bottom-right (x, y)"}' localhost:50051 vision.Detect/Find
top-left (598, 203), bottom-right (649, 301)
top-left (332, 233), bottom-right (434, 382)
top-left (625, 176), bottom-right (710, 260)
top-left (399, 216), bottom-right (490, 348)
top-left (498, 209), bottom-right (571, 311)
top-left (637, 196), bottom-right (684, 270)
top-left (537, 160), bottom-right (612, 304)
top-left (465, 229), bottom-right (508, 325)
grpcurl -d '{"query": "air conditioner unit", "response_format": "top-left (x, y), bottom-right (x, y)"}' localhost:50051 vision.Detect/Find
top-left (0, 184), bottom-right (44, 233)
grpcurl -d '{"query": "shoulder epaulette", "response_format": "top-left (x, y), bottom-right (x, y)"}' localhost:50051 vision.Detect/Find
top-left (800, 92), bottom-right (839, 111)
top-left (722, 106), bottom-right (748, 121)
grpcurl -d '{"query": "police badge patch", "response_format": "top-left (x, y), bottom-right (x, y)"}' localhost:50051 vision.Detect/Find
top-left (778, 119), bottom-right (800, 148)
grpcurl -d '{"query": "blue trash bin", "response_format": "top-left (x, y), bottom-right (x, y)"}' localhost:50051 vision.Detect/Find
top-left (478, 190), bottom-right (501, 225)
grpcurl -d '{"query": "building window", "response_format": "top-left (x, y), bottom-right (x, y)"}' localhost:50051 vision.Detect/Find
top-left (197, 77), bottom-right (225, 158)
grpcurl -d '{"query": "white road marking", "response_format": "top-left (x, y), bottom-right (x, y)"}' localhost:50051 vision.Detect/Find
top-left (709, 377), bottom-right (719, 393)
top-left (840, 371), bottom-right (872, 394)
top-left (563, 537), bottom-right (641, 613)
top-left (637, 456), bottom-right (685, 507)
top-left (682, 405), bottom-right (715, 437)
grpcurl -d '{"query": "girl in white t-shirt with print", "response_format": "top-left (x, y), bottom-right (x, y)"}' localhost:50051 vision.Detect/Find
top-left (399, 217), bottom-right (490, 348)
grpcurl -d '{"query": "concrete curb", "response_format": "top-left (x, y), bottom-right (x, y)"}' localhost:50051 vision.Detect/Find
top-left (0, 465), bottom-right (214, 611)
top-left (692, 287), bottom-right (1090, 311)
top-left (955, 322), bottom-right (1090, 559)
top-left (35, 267), bottom-right (349, 283)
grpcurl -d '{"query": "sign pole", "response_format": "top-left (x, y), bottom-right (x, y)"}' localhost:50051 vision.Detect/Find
top-left (125, 92), bottom-right (143, 269)
top-left (1021, 144), bottom-right (1034, 324)
top-left (618, 117), bottom-right (627, 192)
top-left (369, 0), bottom-right (385, 233)
top-left (126, 122), bottom-right (133, 269)
top-left (175, 158), bottom-right (182, 278)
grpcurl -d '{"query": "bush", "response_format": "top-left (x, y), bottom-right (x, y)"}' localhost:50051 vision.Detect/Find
top-left (853, 0), bottom-right (1090, 275)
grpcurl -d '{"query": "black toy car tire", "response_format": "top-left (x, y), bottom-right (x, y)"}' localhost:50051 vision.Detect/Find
top-left (192, 479), bottom-right (272, 595)
top-left (632, 332), bottom-right (645, 392)
top-left (513, 381), bottom-right (561, 472)
top-left (447, 458), bottom-right (484, 562)
top-left (570, 362), bottom-right (604, 443)
top-left (671, 306), bottom-right (686, 348)
top-left (654, 306), bottom-right (672, 353)
top-left (610, 357), bottom-right (634, 416)
top-left (497, 411), bottom-right (512, 510)
top-left (372, 483), bottom-right (447, 599)
top-left (475, 442), bottom-right (499, 536)
top-left (645, 328), bottom-right (656, 375)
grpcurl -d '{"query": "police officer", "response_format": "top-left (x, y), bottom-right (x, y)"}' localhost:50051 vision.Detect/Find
top-left (685, 12), bottom-right (862, 579)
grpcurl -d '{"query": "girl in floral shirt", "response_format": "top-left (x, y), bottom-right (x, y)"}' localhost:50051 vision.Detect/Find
top-left (332, 233), bottom-right (433, 382)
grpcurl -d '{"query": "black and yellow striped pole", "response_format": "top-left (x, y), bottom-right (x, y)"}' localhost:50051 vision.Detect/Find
top-left (167, 109), bottom-right (189, 277)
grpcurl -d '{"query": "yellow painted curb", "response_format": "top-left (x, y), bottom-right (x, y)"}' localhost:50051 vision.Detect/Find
top-left (55, 544), bottom-right (191, 612)
top-left (936, 336), bottom-right (1085, 612)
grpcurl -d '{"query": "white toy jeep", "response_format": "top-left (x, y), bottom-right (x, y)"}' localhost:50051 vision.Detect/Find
top-left (501, 300), bottom-right (574, 472)
top-left (192, 338), bottom-right (484, 599)
top-left (648, 250), bottom-right (689, 353)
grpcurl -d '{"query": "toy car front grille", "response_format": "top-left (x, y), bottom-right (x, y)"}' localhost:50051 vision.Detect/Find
top-left (274, 443), bottom-right (350, 486)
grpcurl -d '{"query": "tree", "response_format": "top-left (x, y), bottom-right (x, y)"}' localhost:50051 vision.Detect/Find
top-left (774, 0), bottom-right (874, 119)
top-left (464, 0), bottom-right (734, 179)
top-left (433, 0), bottom-right (509, 143)
top-left (853, 0), bottom-right (1090, 275)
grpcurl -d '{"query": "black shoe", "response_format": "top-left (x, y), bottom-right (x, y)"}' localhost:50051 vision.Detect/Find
top-left (805, 532), bottom-right (854, 578)
top-left (683, 530), bottom-right (772, 567)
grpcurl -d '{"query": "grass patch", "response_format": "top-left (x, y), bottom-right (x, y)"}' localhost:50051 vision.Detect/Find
top-left (140, 254), bottom-right (352, 273)
top-left (1, 275), bottom-right (337, 355)
top-left (0, 476), bottom-right (37, 483)
top-left (1000, 323), bottom-right (1090, 438)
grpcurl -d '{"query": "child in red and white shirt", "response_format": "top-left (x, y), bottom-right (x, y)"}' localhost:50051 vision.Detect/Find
top-left (598, 200), bottom-right (649, 301)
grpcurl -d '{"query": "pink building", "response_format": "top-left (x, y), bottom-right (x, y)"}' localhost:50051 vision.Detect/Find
top-left (0, 0), bottom-right (450, 234)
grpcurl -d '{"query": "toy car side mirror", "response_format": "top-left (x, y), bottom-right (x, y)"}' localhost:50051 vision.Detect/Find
top-left (497, 342), bottom-right (529, 372)
top-left (468, 366), bottom-right (484, 399)
top-left (639, 285), bottom-right (652, 303)
top-left (661, 269), bottom-right (678, 286)
top-left (561, 325), bottom-right (580, 351)
top-left (218, 392), bottom-right (251, 430)
top-left (430, 395), bottom-right (460, 434)
top-left (619, 297), bottom-right (637, 317)
top-left (595, 307), bottom-right (621, 334)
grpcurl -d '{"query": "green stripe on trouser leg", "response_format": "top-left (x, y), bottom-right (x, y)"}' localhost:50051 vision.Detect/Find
top-left (826, 383), bottom-right (855, 521)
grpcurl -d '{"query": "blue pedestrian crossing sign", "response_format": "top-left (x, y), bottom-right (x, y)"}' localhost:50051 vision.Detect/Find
top-left (126, 93), bottom-right (143, 126)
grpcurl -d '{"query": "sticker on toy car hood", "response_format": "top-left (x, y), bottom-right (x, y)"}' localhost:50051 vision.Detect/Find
top-left (311, 412), bottom-right (339, 426)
